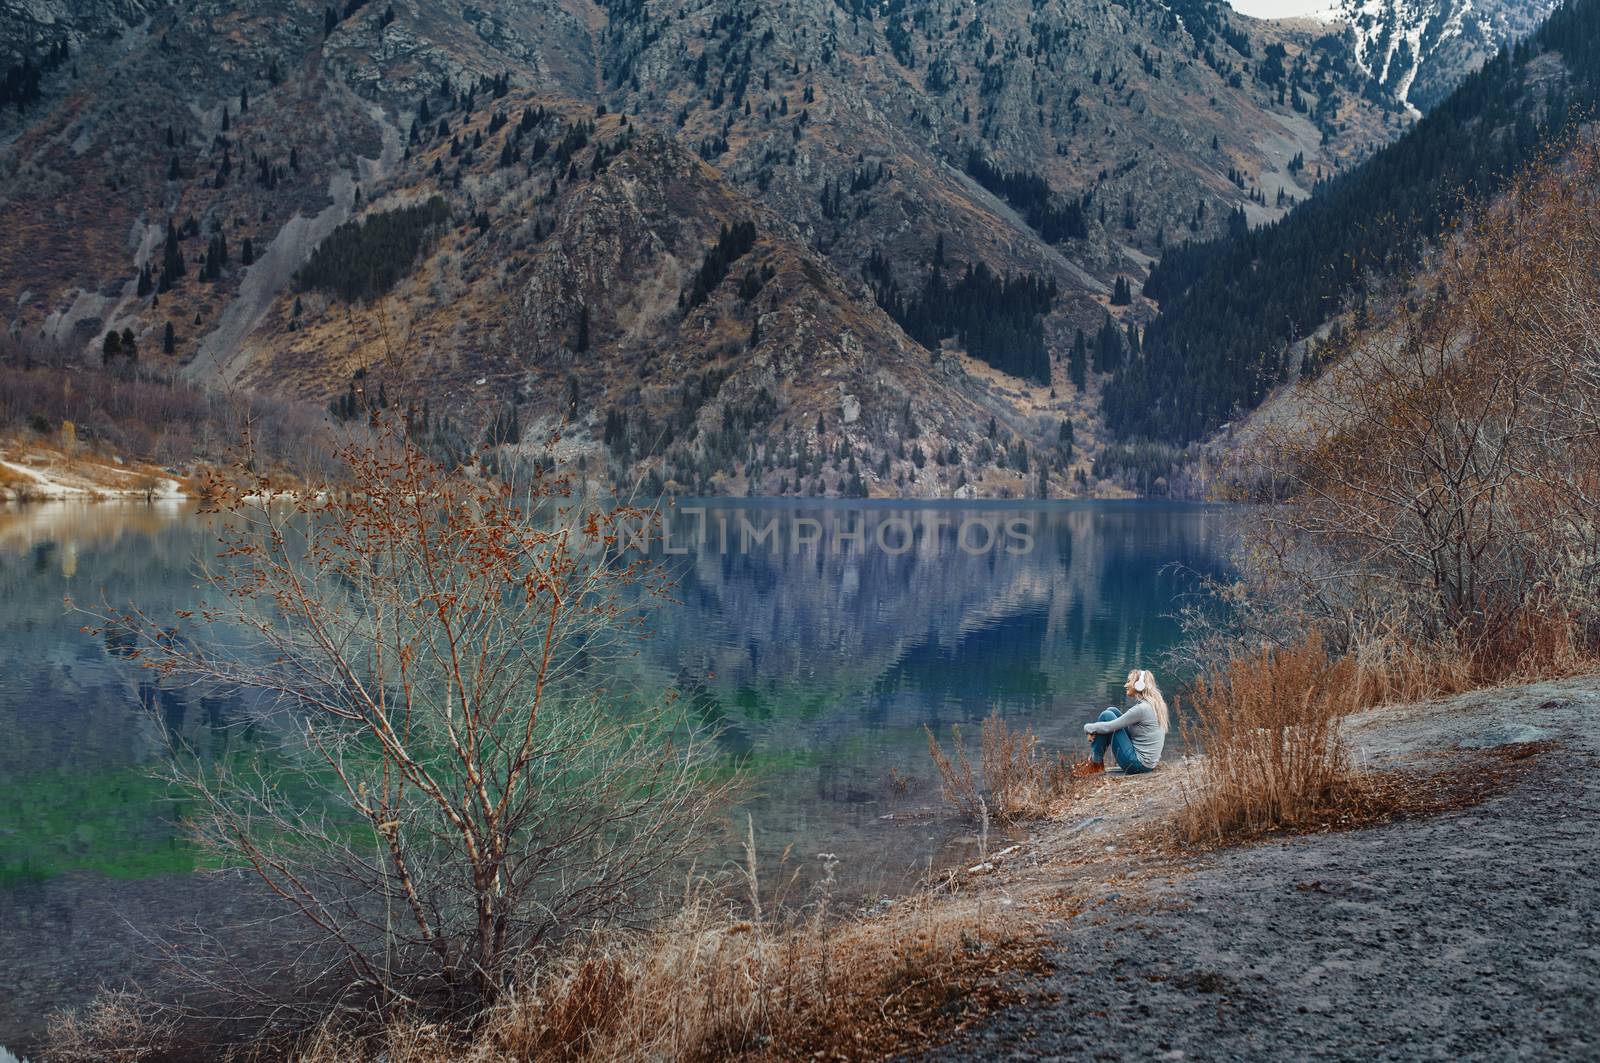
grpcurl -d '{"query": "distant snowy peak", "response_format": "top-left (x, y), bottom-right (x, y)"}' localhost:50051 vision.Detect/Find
top-left (1328, 0), bottom-right (1556, 111)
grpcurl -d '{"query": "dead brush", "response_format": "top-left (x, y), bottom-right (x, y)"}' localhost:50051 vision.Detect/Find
top-left (1346, 605), bottom-right (1598, 709)
top-left (926, 710), bottom-right (1076, 824)
top-left (487, 892), bottom-right (1034, 1062)
top-left (1462, 604), bottom-right (1597, 686)
top-left (45, 989), bottom-right (180, 1063)
top-left (295, 862), bottom-right (1043, 1063)
top-left (1176, 633), bottom-right (1370, 844)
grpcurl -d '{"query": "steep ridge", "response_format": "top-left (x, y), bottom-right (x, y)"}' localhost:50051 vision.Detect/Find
top-left (1329, 0), bottom-right (1558, 112)
top-left (0, 0), bottom-right (1450, 495)
top-left (1110, 0), bottom-right (1599, 451)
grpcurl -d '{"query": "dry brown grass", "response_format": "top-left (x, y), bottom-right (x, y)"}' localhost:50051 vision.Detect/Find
top-left (45, 990), bottom-right (179, 1063)
top-left (1458, 608), bottom-right (1598, 688)
top-left (1175, 634), bottom-right (1373, 845)
top-left (1173, 738), bottom-right (1562, 852)
top-left (288, 880), bottom-right (1043, 1063)
top-left (51, 824), bottom-right (1047, 1063)
top-left (1344, 610), bottom-right (1598, 708)
top-left (925, 711), bottom-right (1077, 824)
top-left (1172, 612), bottom-right (1595, 848)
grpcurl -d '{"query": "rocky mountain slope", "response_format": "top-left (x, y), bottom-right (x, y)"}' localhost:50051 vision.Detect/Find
top-left (0, 0), bottom-right (1417, 497)
top-left (1104, 0), bottom-right (1600, 460)
top-left (1326, 0), bottom-right (1557, 112)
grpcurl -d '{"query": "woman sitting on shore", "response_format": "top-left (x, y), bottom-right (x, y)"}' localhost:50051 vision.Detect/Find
top-left (1078, 669), bottom-right (1169, 775)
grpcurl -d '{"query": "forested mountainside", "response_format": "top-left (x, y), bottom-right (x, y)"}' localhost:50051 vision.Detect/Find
top-left (1107, 0), bottom-right (1599, 454)
top-left (0, 0), bottom-right (1508, 497)
top-left (1328, 0), bottom-right (1558, 113)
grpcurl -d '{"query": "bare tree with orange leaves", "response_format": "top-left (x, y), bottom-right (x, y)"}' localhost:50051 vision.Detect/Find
top-left (96, 425), bottom-right (731, 1029)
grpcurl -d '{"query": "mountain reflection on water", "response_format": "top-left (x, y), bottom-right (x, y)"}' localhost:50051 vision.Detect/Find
top-left (637, 501), bottom-right (1232, 878)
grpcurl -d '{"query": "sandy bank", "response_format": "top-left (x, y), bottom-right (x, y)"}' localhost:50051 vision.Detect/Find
top-left (0, 448), bottom-right (188, 502)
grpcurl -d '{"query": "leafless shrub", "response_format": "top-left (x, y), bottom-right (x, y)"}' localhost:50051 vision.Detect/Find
top-left (1217, 141), bottom-right (1600, 687)
top-left (82, 426), bottom-right (731, 1041)
top-left (293, 855), bottom-right (1039, 1063)
top-left (45, 990), bottom-right (179, 1063)
top-left (925, 722), bottom-right (980, 820)
top-left (926, 711), bottom-right (1075, 824)
top-left (1176, 634), bottom-right (1367, 844)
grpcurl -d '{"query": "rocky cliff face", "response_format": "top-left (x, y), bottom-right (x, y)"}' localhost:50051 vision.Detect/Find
top-left (1327, 0), bottom-right (1556, 112)
top-left (0, 0), bottom-right (1478, 496)
top-left (0, 0), bottom-right (165, 60)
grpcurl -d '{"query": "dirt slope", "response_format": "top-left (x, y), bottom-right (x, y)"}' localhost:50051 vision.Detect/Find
top-left (925, 676), bottom-right (1600, 1061)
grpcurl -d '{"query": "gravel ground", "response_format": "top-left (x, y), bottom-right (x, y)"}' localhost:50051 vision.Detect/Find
top-left (927, 678), bottom-right (1600, 1062)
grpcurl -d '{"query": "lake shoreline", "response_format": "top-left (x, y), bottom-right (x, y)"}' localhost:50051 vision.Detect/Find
top-left (923, 672), bottom-right (1600, 1060)
top-left (15, 674), bottom-right (1597, 1061)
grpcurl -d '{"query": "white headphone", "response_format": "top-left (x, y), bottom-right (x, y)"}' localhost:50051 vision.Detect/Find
top-left (1133, 673), bottom-right (1147, 693)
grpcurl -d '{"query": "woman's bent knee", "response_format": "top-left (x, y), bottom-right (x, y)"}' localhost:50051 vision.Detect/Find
top-left (1098, 707), bottom-right (1121, 722)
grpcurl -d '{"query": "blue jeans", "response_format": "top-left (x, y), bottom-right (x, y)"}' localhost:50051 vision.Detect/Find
top-left (1090, 708), bottom-right (1151, 774)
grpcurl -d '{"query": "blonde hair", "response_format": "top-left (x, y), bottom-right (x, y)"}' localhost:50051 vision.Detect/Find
top-left (1125, 669), bottom-right (1169, 731)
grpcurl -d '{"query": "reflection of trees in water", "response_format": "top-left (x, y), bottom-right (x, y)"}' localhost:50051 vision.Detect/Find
top-left (0, 503), bottom-right (262, 899)
top-left (633, 504), bottom-right (1236, 904)
top-left (673, 665), bottom-right (754, 756)
top-left (0, 504), bottom-right (223, 778)
top-left (0, 502), bottom-right (1233, 780)
top-left (0, 499), bottom-right (198, 554)
top-left (644, 505), bottom-right (1234, 740)
top-left (135, 682), bottom-right (256, 762)
top-left (871, 606), bottom-right (1055, 733)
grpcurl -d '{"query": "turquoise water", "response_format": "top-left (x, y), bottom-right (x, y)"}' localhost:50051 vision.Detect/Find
top-left (0, 498), bottom-right (1233, 1047)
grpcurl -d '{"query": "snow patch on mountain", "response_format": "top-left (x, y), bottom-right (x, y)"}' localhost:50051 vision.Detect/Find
top-left (1327, 0), bottom-right (1555, 112)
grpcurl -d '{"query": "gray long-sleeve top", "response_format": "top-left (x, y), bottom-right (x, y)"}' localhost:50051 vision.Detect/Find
top-left (1084, 700), bottom-right (1166, 769)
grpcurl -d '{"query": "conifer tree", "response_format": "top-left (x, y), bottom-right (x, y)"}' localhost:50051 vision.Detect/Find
top-left (574, 305), bottom-right (590, 352)
top-left (158, 221), bottom-right (185, 292)
top-left (1069, 327), bottom-right (1088, 392)
top-left (1093, 311), bottom-right (1122, 373)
